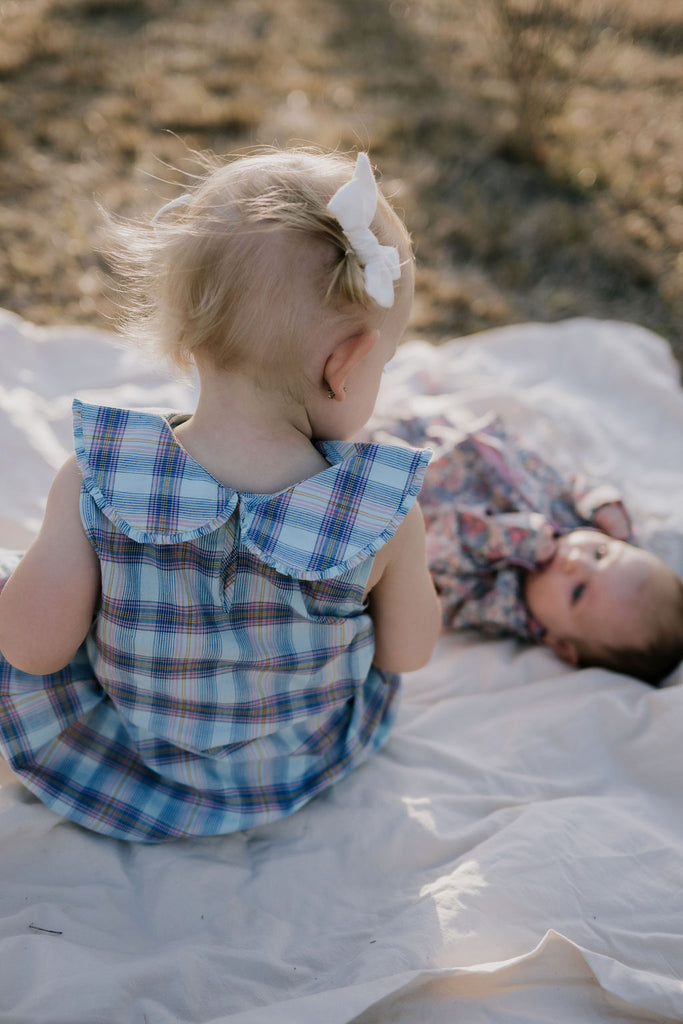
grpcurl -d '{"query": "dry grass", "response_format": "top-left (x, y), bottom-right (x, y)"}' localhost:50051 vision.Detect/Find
top-left (0, 0), bottom-right (682, 368)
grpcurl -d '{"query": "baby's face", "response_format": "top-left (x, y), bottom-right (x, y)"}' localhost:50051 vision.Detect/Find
top-left (524, 530), bottom-right (667, 659)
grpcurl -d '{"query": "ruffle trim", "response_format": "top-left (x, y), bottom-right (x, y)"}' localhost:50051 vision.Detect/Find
top-left (73, 400), bottom-right (431, 580)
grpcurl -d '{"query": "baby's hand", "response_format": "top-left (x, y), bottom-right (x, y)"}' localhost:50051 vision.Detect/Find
top-left (593, 501), bottom-right (631, 541)
top-left (535, 521), bottom-right (557, 566)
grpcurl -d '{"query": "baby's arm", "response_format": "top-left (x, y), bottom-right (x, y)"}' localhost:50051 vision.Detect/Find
top-left (558, 469), bottom-right (631, 538)
top-left (0, 455), bottom-right (100, 675)
top-left (507, 436), bottom-right (630, 540)
top-left (366, 503), bottom-right (442, 674)
top-left (426, 508), bottom-right (555, 638)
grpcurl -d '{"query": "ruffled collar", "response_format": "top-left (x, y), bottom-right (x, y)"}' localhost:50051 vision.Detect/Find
top-left (73, 401), bottom-right (430, 580)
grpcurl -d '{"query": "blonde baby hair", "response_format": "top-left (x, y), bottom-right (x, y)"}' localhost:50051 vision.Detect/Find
top-left (107, 148), bottom-right (413, 391)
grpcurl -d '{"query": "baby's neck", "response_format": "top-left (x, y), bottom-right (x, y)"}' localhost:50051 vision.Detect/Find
top-left (173, 370), bottom-right (330, 494)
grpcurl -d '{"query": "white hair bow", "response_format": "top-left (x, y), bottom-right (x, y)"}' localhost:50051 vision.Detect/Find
top-left (151, 193), bottom-right (192, 228)
top-left (327, 153), bottom-right (401, 308)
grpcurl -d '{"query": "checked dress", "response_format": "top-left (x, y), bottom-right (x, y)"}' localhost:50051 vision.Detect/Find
top-left (0, 401), bottom-right (429, 842)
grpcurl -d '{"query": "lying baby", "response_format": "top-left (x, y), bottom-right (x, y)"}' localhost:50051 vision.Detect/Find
top-left (371, 410), bottom-right (683, 686)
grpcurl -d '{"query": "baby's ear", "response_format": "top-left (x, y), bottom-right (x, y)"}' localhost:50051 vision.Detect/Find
top-left (545, 634), bottom-right (579, 667)
top-left (323, 329), bottom-right (379, 401)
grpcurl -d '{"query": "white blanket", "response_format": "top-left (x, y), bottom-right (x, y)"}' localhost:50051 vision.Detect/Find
top-left (0, 311), bottom-right (681, 1024)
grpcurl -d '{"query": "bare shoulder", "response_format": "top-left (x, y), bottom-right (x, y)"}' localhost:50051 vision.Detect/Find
top-left (365, 502), bottom-right (441, 674)
top-left (38, 453), bottom-right (98, 573)
top-left (365, 503), bottom-right (424, 596)
top-left (45, 453), bottom-right (85, 519)
top-left (0, 454), bottom-right (100, 674)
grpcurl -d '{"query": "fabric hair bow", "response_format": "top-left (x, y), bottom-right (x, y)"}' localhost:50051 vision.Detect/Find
top-left (327, 153), bottom-right (401, 308)
top-left (151, 193), bottom-right (192, 228)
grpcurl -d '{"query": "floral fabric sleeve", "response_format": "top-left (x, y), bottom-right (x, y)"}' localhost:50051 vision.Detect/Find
top-left (513, 443), bottom-right (627, 533)
top-left (424, 508), bottom-right (551, 639)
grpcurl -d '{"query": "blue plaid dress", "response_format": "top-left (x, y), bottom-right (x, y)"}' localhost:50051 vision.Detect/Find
top-left (0, 402), bottom-right (429, 842)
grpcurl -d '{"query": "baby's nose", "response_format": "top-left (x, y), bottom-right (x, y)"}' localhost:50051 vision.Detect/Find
top-left (560, 547), bottom-right (583, 573)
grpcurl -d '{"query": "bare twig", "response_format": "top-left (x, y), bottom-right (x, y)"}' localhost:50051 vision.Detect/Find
top-left (28, 923), bottom-right (63, 935)
top-left (484, 0), bottom-right (609, 160)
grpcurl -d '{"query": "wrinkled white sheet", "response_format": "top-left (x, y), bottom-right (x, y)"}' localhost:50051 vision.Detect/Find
top-left (0, 310), bottom-right (681, 1024)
